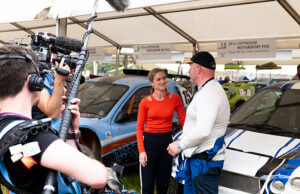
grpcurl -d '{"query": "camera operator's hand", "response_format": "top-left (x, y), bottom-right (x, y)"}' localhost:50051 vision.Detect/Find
top-left (68, 97), bottom-right (81, 132)
top-left (60, 96), bottom-right (81, 133)
top-left (54, 58), bottom-right (70, 79)
top-left (37, 58), bottom-right (69, 121)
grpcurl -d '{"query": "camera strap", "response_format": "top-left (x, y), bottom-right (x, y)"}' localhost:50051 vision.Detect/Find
top-left (55, 67), bottom-right (70, 77)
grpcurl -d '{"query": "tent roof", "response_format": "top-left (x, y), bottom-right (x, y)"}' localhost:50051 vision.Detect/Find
top-left (0, 0), bottom-right (300, 65)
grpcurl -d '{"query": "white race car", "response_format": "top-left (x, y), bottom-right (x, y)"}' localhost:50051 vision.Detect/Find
top-left (170, 80), bottom-right (300, 194)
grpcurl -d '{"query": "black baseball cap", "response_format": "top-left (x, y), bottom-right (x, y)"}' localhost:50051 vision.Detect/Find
top-left (191, 51), bottom-right (216, 70)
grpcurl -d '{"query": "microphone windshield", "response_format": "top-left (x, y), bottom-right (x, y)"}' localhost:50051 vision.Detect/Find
top-left (105, 0), bottom-right (129, 11)
top-left (55, 36), bottom-right (83, 52)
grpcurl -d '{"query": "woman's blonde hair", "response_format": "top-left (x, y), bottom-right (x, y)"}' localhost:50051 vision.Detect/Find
top-left (148, 68), bottom-right (167, 82)
top-left (147, 68), bottom-right (168, 93)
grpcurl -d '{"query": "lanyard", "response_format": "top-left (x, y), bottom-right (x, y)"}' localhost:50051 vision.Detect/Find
top-left (198, 77), bottom-right (214, 91)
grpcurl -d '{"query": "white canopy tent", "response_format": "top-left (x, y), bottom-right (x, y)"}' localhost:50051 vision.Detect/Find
top-left (0, 0), bottom-right (300, 65)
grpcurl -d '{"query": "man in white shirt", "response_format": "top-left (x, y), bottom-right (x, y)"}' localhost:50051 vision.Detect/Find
top-left (167, 51), bottom-right (230, 194)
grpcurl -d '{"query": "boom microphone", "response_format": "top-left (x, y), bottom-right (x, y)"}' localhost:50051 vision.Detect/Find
top-left (105, 0), bottom-right (129, 11)
top-left (42, 0), bottom-right (130, 193)
top-left (54, 36), bottom-right (83, 52)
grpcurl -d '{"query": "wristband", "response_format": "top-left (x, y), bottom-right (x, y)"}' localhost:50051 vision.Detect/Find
top-left (177, 143), bottom-right (183, 151)
top-left (66, 131), bottom-right (81, 139)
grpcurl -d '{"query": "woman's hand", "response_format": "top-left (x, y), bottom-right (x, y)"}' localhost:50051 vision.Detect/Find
top-left (139, 152), bottom-right (147, 167)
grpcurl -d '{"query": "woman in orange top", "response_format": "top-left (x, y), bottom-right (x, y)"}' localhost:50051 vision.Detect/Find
top-left (136, 68), bottom-right (186, 194)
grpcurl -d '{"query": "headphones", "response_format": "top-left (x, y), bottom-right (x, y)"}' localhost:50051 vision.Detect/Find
top-left (0, 54), bottom-right (44, 91)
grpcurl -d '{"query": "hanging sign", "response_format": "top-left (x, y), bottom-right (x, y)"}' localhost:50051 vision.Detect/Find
top-left (217, 38), bottom-right (276, 59)
top-left (88, 46), bottom-right (105, 61)
top-left (133, 44), bottom-right (172, 60)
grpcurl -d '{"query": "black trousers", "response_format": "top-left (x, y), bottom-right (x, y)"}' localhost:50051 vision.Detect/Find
top-left (140, 132), bottom-right (173, 194)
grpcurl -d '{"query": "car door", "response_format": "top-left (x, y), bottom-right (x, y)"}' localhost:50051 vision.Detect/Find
top-left (109, 86), bottom-right (152, 161)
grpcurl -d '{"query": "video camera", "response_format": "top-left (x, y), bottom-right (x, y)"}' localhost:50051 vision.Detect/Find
top-left (29, 32), bottom-right (83, 71)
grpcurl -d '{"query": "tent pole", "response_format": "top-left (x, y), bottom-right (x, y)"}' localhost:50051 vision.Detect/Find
top-left (277, 0), bottom-right (300, 26)
top-left (144, 6), bottom-right (198, 52)
top-left (193, 42), bottom-right (197, 55)
top-left (115, 47), bottom-right (121, 75)
top-left (56, 18), bottom-right (67, 36)
top-left (123, 54), bottom-right (128, 69)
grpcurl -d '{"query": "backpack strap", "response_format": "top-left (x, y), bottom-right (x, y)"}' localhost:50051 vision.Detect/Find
top-left (0, 116), bottom-right (82, 194)
top-left (0, 120), bottom-right (24, 139)
top-left (0, 118), bottom-right (53, 158)
top-left (0, 117), bottom-right (53, 194)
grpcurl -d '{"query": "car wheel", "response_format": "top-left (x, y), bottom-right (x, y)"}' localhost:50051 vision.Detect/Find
top-left (79, 144), bottom-right (95, 159)
top-left (90, 138), bottom-right (102, 162)
top-left (80, 130), bottom-right (102, 162)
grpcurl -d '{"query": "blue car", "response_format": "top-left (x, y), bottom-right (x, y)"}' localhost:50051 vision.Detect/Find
top-left (219, 80), bottom-right (300, 193)
top-left (77, 72), bottom-right (192, 165)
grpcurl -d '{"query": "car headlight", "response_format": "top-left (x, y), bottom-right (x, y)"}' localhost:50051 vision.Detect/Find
top-left (270, 180), bottom-right (285, 193)
top-left (291, 178), bottom-right (300, 191)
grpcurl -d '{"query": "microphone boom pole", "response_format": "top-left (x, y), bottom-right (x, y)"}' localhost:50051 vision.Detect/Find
top-left (42, 0), bottom-right (100, 193)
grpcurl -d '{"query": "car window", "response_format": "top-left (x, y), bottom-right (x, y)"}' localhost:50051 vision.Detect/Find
top-left (78, 82), bottom-right (128, 118)
top-left (116, 87), bottom-right (152, 123)
top-left (230, 88), bottom-right (300, 136)
top-left (255, 84), bottom-right (265, 92)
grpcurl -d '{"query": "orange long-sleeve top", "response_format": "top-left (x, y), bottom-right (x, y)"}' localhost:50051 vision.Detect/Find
top-left (136, 92), bottom-right (186, 153)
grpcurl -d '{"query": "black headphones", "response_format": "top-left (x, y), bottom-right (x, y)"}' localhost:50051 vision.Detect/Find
top-left (0, 54), bottom-right (44, 91)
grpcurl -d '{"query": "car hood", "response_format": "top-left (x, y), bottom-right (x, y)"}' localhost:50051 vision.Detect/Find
top-left (224, 127), bottom-right (300, 176)
top-left (223, 128), bottom-right (300, 193)
top-left (79, 117), bottom-right (103, 129)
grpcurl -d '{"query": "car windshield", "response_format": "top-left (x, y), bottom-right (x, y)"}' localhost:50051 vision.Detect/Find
top-left (78, 82), bottom-right (128, 118)
top-left (230, 88), bottom-right (300, 136)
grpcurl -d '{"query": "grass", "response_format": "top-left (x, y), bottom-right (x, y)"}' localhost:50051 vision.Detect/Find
top-left (122, 165), bottom-right (141, 193)
top-left (121, 165), bottom-right (161, 194)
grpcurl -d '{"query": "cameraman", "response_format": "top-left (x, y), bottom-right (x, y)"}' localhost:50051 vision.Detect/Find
top-left (0, 45), bottom-right (108, 193)
top-left (32, 54), bottom-right (69, 131)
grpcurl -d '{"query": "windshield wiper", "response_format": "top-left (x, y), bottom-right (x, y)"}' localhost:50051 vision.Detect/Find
top-left (262, 129), bottom-right (300, 136)
top-left (228, 123), bottom-right (258, 128)
top-left (229, 123), bottom-right (300, 136)
top-left (228, 123), bottom-right (282, 131)
top-left (80, 112), bottom-right (103, 119)
top-left (265, 131), bottom-right (298, 135)
top-left (247, 124), bottom-right (283, 131)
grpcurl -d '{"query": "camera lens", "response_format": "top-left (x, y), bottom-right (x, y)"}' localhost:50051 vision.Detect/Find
top-left (50, 53), bottom-right (78, 69)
